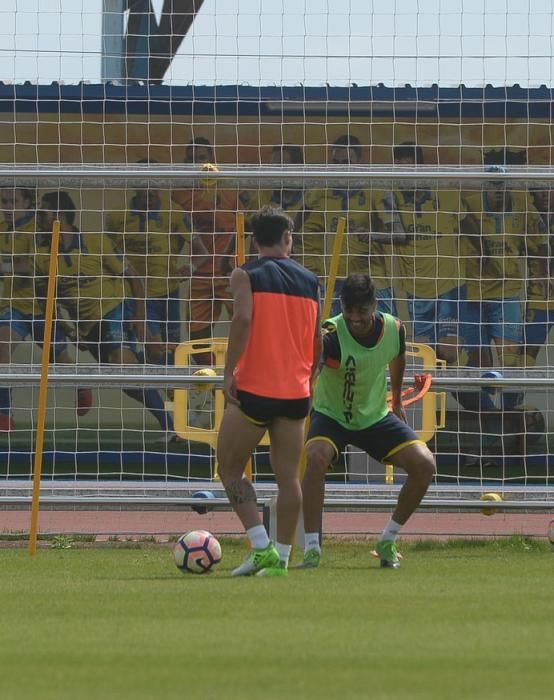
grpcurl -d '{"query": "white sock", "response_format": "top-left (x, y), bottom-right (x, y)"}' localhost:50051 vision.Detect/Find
top-left (304, 532), bottom-right (321, 554)
top-left (247, 525), bottom-right (270, 550)
top-left (275, 542), bottom-right (292, 566)
top-left (381, 518), bottom-right (402, 543)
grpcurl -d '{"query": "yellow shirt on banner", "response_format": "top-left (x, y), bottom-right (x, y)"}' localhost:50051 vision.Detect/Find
top-left (377, 188), bottom-right (468, 298)
top-left (0, 214), bottom-right (40, 316)
top-left (300, 187), bottom-right (372, 278)
top-left (35, 231), bottom-right (129, 337)
top-left (105, 201), bottom-right (189, 299)
top-left (465, 191), bottom-right (546, 301)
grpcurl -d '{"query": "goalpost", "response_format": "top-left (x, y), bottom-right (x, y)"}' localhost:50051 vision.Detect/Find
top-left (0, 1), bottom-right (553, 540)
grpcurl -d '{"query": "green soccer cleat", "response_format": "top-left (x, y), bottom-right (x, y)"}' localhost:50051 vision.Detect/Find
top-left (296, 548), bottom-right (321, 569)
top-left (256, 561), bottom-right (288, 577)
top-left (375, 539), bottom-right (401, 569)
top-left (231, 542), bottom-right (280, 577)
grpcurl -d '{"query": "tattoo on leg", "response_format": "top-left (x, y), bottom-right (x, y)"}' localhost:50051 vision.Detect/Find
top-left (225, 479), bottom-right (257, 506)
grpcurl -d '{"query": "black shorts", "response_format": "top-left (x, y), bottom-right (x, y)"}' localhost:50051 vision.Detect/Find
top-left (306, 410), bottom-right (421, 463)
top-left (237, 390), bottom-right (311, 427)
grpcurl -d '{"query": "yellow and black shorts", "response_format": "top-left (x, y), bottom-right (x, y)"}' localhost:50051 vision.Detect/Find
top-left (307, 410), bottom-right (422, 463)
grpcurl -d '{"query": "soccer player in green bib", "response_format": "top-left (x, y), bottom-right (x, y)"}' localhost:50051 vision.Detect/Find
top-left (300, 274), bottom-right (436, 569)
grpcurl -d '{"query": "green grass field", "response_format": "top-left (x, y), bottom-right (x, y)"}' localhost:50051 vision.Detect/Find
top-left (1, 537), bottom-right (552, 700)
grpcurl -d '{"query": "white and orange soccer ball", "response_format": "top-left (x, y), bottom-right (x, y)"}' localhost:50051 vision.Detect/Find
top-left (174, 530), bottom-right (222, 574)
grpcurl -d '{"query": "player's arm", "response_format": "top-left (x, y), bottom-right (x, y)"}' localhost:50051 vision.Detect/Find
top-left (102, 235), bottom-right (148, 343)
top-left (223, 267), bottom-right (252, 404)
top-left (55, 306), bottom-right (78, 343)
top-left (526, 214), bottom-right (550, 298)
top-left (12, 251), bottom-right (33, 275)
top-left (190, 235), bottom-right (211, 275)
top-left (123, 260), bottom-right (148, 341)
top-left (292, 205), bottom-right (308, 234)
top-left (372, 192), bottom-right (407, 242)
top-left (302, 205), bottom-right (325, 233)
top-left (32, 251), bottom-right (49, 313)
top-left (220, 235), bottom-right (237, 276)
top-left (388, 322), bottom-right (407, 422)
top-left (460, 195), bottom-right (483, 254)
top-left (170, 212), bottom-right (192, 278)
top-left (104, 212), bottom-right (125, 254)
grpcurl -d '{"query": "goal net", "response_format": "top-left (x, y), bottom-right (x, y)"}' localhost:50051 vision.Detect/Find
top-left (0, 1), bottom-right (552, 534)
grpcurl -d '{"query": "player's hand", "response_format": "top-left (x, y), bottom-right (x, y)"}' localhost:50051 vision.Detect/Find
top-left (220, 258), bottom-right (236, 277)
top-left (391, 401), bottom-right (407, 423)
top-left (223, 373), bottom-right (239, 406)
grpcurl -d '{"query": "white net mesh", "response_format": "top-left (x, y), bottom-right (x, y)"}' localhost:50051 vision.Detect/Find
top-left (0, 2), bottom-right (552, 526)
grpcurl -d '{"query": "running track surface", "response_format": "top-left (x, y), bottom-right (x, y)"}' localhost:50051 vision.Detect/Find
top-left (0, 509), bottom-right (550, 539)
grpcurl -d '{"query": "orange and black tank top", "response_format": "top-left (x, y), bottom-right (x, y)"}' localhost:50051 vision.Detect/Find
top-left (235, 256), bottom-right (319, 399)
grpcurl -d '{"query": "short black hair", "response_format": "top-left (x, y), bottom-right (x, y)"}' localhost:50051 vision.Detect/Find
top-left (17, 188), bottom-right (36, 207)
top-left (185, 137), bottom-right (214, 162)
top-left (2, 188), bottom-right (35, 208)
top-left (251, 206), bottom-right (293, 247)
top-left (41, 191), bottom-right (76, 226)
top-left (484, 148), bottom-right (527, 166)
top-left (340, 274), bottom-right (376, 308)
top-left (393, 142), bottom-right (424, 165)
top-left (272, 144), bottom-right (304, 164)
top-left (332, 134), bottom-right (362, 160)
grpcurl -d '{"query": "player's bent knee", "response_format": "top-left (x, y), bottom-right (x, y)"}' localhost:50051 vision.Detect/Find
top-left (417, 456), bottom-right (436, 484)
top-left (306, 444), bottom-right (333, 476)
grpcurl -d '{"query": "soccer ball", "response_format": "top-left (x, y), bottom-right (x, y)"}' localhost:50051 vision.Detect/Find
top-left (192, 367), bottom-right (217, 392)
top-left (174, 530), bottom-right (222, 574)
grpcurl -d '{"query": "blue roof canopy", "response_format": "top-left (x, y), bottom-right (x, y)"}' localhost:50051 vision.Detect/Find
top-left (0, 83), bottom-right (552, 119)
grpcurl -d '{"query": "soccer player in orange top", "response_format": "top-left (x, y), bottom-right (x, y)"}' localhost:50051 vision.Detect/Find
top-left (217, 206), bottom-right (321, 577)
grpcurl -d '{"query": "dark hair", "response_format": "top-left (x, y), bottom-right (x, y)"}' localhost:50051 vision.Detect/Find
top-left (332, 134), bottom-right (362, 160)
top-left (393, 142), bottom-right (424, 165)
top-left (272, 144), bottom-right (304, 164)
top-left (185, 137), bottom-right (214, 162)
top-left (41, 191), bottom-right (76, 226)
top-left (1, 188), bottom-right (35, 208)
top-left (251, 206), bottom-right (293, 247)
top-left (484, 148), bottom-right (527, 166)
top-left (340, 274), bottom-right (376, 308)
top-left (17, 188), bottom-right (36, 208)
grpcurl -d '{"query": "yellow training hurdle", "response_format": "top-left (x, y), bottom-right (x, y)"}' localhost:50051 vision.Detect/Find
top-left (169, 337), bottom-right (445, 484)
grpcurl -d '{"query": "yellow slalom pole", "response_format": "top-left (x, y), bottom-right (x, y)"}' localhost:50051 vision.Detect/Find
top-left (29, 219), bottom-right (61, 556)
top-left (294, 217), bottom-right (347, 554)
top-left (321, 217), bottom-right (347, 322)
top-left (235, 212), bottom-right (254, 482)
top-left (236, 211), bottom-right (246, 267)
top-left (300, 215), bottom-right (346, 481)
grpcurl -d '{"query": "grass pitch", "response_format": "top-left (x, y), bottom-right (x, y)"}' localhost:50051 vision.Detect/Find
top-left (0, 537), bottom-right (552, 700)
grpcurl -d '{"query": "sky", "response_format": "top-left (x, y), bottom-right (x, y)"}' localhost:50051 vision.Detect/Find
top-left (0, 0), bottom-right (553, 87)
